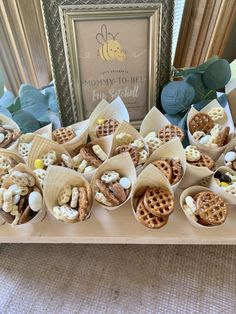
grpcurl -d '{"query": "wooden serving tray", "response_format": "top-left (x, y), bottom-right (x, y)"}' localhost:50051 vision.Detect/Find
top-left (0, 190), bottom-right (236, 244)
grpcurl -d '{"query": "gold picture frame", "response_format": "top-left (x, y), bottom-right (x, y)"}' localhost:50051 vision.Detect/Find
top-left (41, 1), bottom-right (174, 127)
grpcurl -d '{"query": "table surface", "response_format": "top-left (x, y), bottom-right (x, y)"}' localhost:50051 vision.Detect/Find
top-left (0, 190), bottom-right (236, 244)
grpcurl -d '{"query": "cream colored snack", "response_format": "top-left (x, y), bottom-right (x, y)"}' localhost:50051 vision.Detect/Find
top-left (185, 146), bottom-right (201, 162)
top-left (138, 149), bottom-right (148, 165)
top-left (145, 137), bottom-right (163, 153)
top-left (101, 171), bottom-right (120, 184)
top-left (84, 165), bottom-right (96, 173)
top-left (70, 187), bottom-right (79, 208)
top-left (94, 192), bottom-right (113, 207)
top-left (77, 160), bottom-right (88, 173)
top-left (61, 153), bottom-right (73, 168)
top-left (193, 131), bottom-right (205, 141)
top-left (92, 144), bottom-right (107, 161)
top-left (115, 132), bottom-right (133, 145)
top-left (208, 107), bottom-right (227, 124)
top-left (52, 205), bottom-right (78, 222)
top-left (2, 190), bottom-right (13, 213)
top-left (33, 169), bottom-right (47, 186)
top-left (41, 150), bottom-right (57, 166)
top-left (131, 139), bottom-right (145, 150)
top-left (58, 184), bottom-right (72, 205)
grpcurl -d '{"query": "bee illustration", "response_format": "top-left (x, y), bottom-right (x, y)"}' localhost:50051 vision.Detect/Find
top-left (96, 24), bottom-right (126, 62)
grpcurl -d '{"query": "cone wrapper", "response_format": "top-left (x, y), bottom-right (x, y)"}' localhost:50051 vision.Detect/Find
top-left (34, 123), bottom-right (52, 139)
top-left (180, 185), bottom-right (224, 228)
top-left (209, 166), bottom-right (236, 204)
top-left (0, 163), bottom-right (46, 225)
top-left (187, 99), bottom-right (235, 160)
top-left (143, 138), bottom-right (186, 191)
top-left (140, 106), bottom-right (170, 137)
top-left (74, 136), bottom-right (113, 182)
top-left (131, 164), bottom-right (174, 224)
top-left (0, 113), bottom-right (21, 152)
top-left (110, 120), bottom-right (149, 173)
top-left (27, 135), bottom-right (72, 170)
top-left (43, 165), bottom-right (92, 223)
top-left (89, 97), bottom-right (130, 140)
top-left (0, 148), bottom-right (25, 165)
top-left (91, 152), bottom-right (136, 211)
top-left (222, 136), bottom-right (236, 168)
top-left (57, 119), bottom-right (89, 155)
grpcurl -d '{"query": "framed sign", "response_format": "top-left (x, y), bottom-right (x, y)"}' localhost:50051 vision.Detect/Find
top-left (41, 0), bottom-right (174, 127)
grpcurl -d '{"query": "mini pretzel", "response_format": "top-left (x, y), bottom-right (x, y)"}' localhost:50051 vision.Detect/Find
top-left (144, 187), bottom-right (174, 217)
top-left (115, 145), bottom-right (139, 167)
top-left (170, 159), bottom-right (183, 185)
top-left (95, 179), bottom-right (120, 206)
top-left (135, 196), bottom-right (168, 229)
top-left (80, 146), bottom-right (102, 168)
top-left (109, 182), bottom-right (127, 203)
top-left (52, 127), bottom-right (75, 144)
top-left (152, 160), bottom-right (172, 182)
top-left (157, 125), bottom-right (184, 143)
top-left (189, 113), bottom-right (214, 134)
top-left (96, 119), bottom-right (119, 138)
top-left (188, 153), bottom-right (215, 170)
top-left (195, 191), bottom-right (228, 226)
top-left (215, 126), bottom-right (230, 147)
top-left (101, 171), bottom-right (120, 183)
top-left (78, 186), bottom-right (89, 220)
top-left (58, 184), bottom-right (72, 205)
top-left (61, 154), bottom-right (73, 168)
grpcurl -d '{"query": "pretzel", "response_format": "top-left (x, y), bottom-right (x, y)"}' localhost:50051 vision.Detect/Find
top-left (185, 145), bottom-right (201, 162)
top-left (96, 119), bottom-right (119, 137)
top-left (12, 130), bottom-right (21, 141)
top-left (208, 107), bottom-right (226, 124)
top-left (188, 153), bottom-right (215, 170)
top-left (170, 159), bottom-right (183, 185)
top-left (131, 139), bottom-right (145, 150)
top-left (152, 160), bottom-right (172, 182)
top-left (195, 191), bottom-right (228, 226)
top-left (115, 145), bottom-right (139, 167)
top-left (52, 127), bottom-right (75, 144)
top-left (18, 205), bottom-right (32, 225)
top-left (95, 192), bottom-right (113, 207)
top-left (77, 160), bottom-right (88, 173)
top-left (10, 171), bottom-right (34, 187)
top-left (109, 182), bottom-right (127, 203)
top-left (144, 187), bottom-right (174, 217)
top-left (33, 169), bottom-right (47, 186)
top-left (0, 130), bottom-right (12, 148)
top-left (189, 113), bottom-right (214, 134)
top-left (193, 131), bottom-right (205, 141)
top-left (101, 171), bottom-right (120, 183)
top-left (78, 186), bottom-right (89, 220)
top-left (41, 150), bottom-right (57, 166)
top-left (145, 132), bottom-right (157, 141)
top-left (58, 184), bottom-right (72, 205)
top-left (135, 196), bottom-right (168, 229)
top-left (215, 126), bottom-right (230, 147)
top-left (84, 165), bottom-right (96, 173)
top-left (80, 146), bottom-right (102, 168)
top-left (157, 125), bottom-right (184, 143)
top-left (146, 137), bottom-right (163, 153)
top-left (95, 179), bottom-right (120, 206)
top-left (61, 154), bottom-right (73, 168)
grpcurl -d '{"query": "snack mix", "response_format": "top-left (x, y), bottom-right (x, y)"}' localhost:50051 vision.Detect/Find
top-left (52, 184), bottom-right (91, 222)
top-left (214, 170), bottom-right (236, 198)
top-left (95, 118), bottom-right (119, 138)
top-left (185, 145), bottom-right (215, 170)
top-left (94, 170), bottom-right (131, 207)
top-left (0, 124), bottom-right (21, 148)
top-left (134, 186), bottom-right (174, 229)
top-left (17, 133), bottom-right (35, 160)
top-left (144, 124), bottom-right (184, 154)
top-left (152, 158), bottom-right (183, 185)
top-left (183, 191), bottom-right (228, 226)
top-left (0, 170), bottom-right (43, 225)
top-left (189, 109), bottom-right (230, 147)
top-left (114, 132), bottom-right (148, 167)
top-left (72, 144), bottom-right (107, 174)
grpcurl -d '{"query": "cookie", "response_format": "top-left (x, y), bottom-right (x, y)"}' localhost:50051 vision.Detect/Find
top-left (95, 179), bottom-right (120, 206)
top-left (115, 145), bottom-right (139, 167)
top-left (144, 187), bottom-right (174, 217)
top-left (188, 153), bottom-right (215, 170)
top-left (189, 113), bottom-right (214, 134)
top-left (195, 191), bottom-right (228, 226)
top-left (96, 119), bottom-right (119, 138)
top-left (52, 127), bottom-right (75, 144)
top-left (152, 160), bottom-right (172, 182)
top-left (215, 126), bottom-right (230, 147)
top-left (80, 146), bottom-right (102, 168)
top-left (135, 196), bottom-right (168, 229)
top-left (157, 125), bottom-right (184, 143)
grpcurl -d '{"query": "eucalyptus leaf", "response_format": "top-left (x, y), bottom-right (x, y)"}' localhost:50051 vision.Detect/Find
top-left (13, 110), bottom-right (41, 133)
top-left (19, 84), bottom-right (39, 95)
top-left (193, 100), bottom-right (211, 111)
top-left (203, 59), bottom-right (231, 90)
top-left (20, 89), bottom-right (48, 118)
top-left (185, 73), bottom-right (208, 103)
top-left (0, 91), bottom-right (15, 108)
top-left (7, 96), bottom-right (21, 113)
top-left (197, 55), bottom-right (219, 71)
top-left (0, 108), bottom-right (12, 118)
top-left (0, 71), bottom-right (4, 98)
top-left (38, 112), bottom-right (51, 127)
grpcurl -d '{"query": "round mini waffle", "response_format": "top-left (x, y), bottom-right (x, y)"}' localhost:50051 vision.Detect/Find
top-left (189, 113), bottom-right (214, 134)
top-left (96, 119), bottom-right (119, 138)
top-left (194, 191), bottom-right (228, 226)
top-left (135, 196), bottom-right (168, 229)
top-left (115, 145), bottom-right (139, 167)
top-left (152, 159), bottom-right (172, 182)
top-left (52, 127), bottom-right (75, 144)
top-left (157, 125), bottom-right (184, 143)
top-left (144, 187), bottom-right (174, 217)
top-left (188, 153), bottom-right (215, 170)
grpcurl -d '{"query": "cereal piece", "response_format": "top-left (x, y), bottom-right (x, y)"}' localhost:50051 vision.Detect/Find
top-left (58, 184), bottom-right (72, 205)
top-left (101, 171), bottom-right (120, 183)
top-left (34, 159), bottom-right (44, 170)
top-left (10, 171), bottom-right (29, 187)
top-left (138, 149), bottom-right (148, 165)
top-left (185, 146), bottom-right (201, 162)
top-left (52, 127), bottom-right (75, 144)
top-left (115, 132), bottom-right (133, 145)
top-left (208, 107), bottom-right (227, 124)
top-left (53, 205), bottom-right (78, 222)
top-left (84, 165), bottom-right (96, 173)
top-left (77, 160), bottom-right (88, 173)
top-left (131, 139), bottom-right (145, 150)
top-left (70, 187), bottom-right (79, 208)
top-left (41, 150), bottom-right (57, 166)
top-left (146, 137), bottom-right (163, 153)
top-left (119, 177), bottom-right (131, 189)
top-left (33, 169), bottom-right (47, 186)
top-left (193, 131), bottom-right (205, 141)
top-left (145, 132), bottom-right (157, 141)
top-left (92, 145), bottom-right (107, 161)
top-left (185, 196), bottom-right (196, 213)
top-left (95, 192), bottom-right (113, 207)
top-left (73, 154), bottom-right (83, 168)
top-left (61, 154), bottom-right (73, 168)
top-left (2, 190), bottom-right (13, 213)
top-left (18, 142), bottom-right (31, 159)
top-left (189, 113), bottom-right (214, 134)
top-left (96, 119), bottom-right (119, 137)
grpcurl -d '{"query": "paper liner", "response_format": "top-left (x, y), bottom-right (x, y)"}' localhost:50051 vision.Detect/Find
top-left (27, 135), bottom-right (72, 170)
top-left (34, 123), bottom-right (52, 139)
top-left (131, 164), bottom-right (174, 227)
top-left (140, 106), bottom-right (171, 137)
top-left (0, 148), bottom-right (25, 165)
top-left (90, 152), bottom-right (136, 211)
top-left (180, 185), bottom-right (226, 229)
top-left (0, 113), bottom-right (21, 152)
top-left (143, 138), bottom-right (186, 191)
top-left (75, 136), bottom-right (113, 182)
top-left (43, 165), bottom-right (92, 223)
top-left (0, 163), bottom-right (46, 225)
top-left (89, 97), bottom-right (130, 140)
top-left (110, 120), bottom-right (149, 172)
top-left (187, 99), bottom-right (235, 160)
top-left (55, 119), bottom-right (89, 155)
top-left (209, 166), bottom-right (236, 204)
top-left (222, 136), bottom-right (236, 168)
